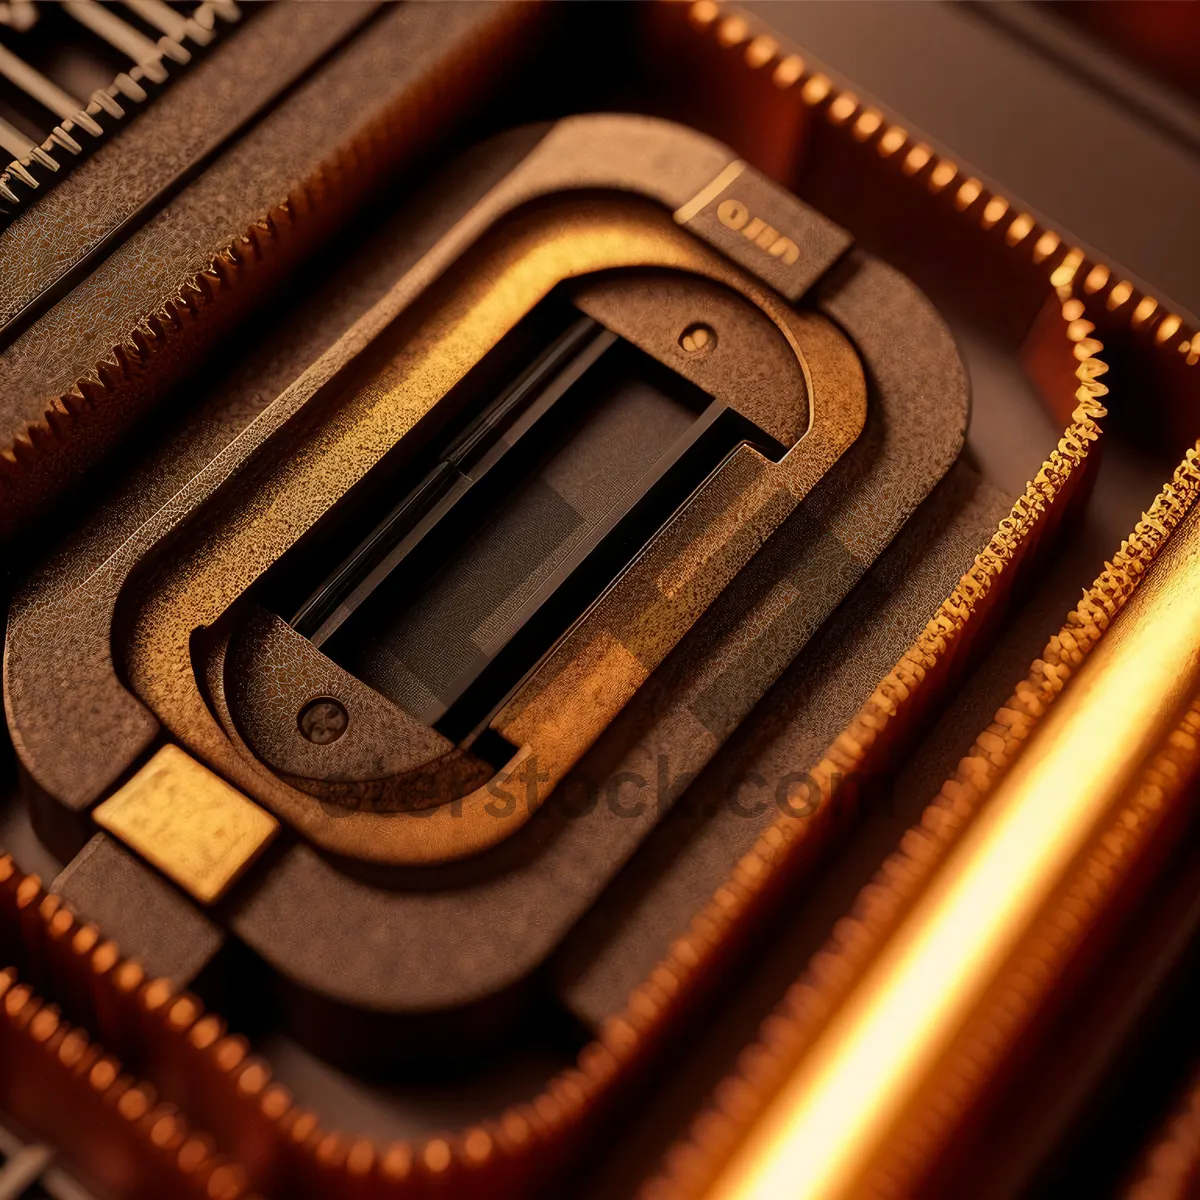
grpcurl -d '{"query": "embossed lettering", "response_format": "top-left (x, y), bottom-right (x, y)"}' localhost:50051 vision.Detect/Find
top-left (717, 198), bottom-right (800, 266)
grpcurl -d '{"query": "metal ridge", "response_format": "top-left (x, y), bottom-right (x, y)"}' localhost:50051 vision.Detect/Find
top-left (647, 439), bottom-right (1200, 1197)
top-left (10, 3), bottom-right (1193, 1194)
top-left (0, 858), bottom-right (256, 1198)
top-left (682, 0), bottom-right (1200, 367)
top-left (0, 1), bottom-right (541, 541)
top-left (0, 1), bottom-right (244, 226)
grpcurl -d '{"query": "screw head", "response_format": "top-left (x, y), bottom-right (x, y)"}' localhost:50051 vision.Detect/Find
top-left (679, 323), bottom-right (717, 354)
top-left (299, 698), bottom-right (348, 744)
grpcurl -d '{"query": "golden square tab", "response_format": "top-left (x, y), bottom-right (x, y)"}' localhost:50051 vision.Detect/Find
top-left (93, 745), bottom-right (279, 905)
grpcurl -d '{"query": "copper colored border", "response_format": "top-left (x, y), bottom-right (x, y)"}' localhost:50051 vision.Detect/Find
top-left (8, 3), bottom-right (1191, 1196)
top-left (637, 5), bottom-right (1200, 1196)
top-left (648, 440), bottom-right (1200, 1198)
top-left (0, 1), bottom-right (543, 541)
top-left (0, 864), bottom-right (255, 1199)
top-left (681, 0), bottom-right (1198, 375)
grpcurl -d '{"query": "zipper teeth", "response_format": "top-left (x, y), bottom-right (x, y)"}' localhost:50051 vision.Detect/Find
top-left (769, 438), bottom-right (1200, 1077)
top-left (0, 154), bottom-right (313, 486)
top-left (0, 3), bottom-right (242, 224)
top-left (0, 2), bottom-right (1185, 1194)
top-left (3, 119), bottom-right (376, 469)
top-left (646, 456), bottom-right (1200, 1188)
top-left (638, 3), bottom-right (1200, 1195)
top-left (687, 0), bottom-right (1199, 367)
top-left (645, 348), bottom-right (1128, 1200)
top-left (0, 864), bottom-right (252, 1198)
top-left (0, 0), bottom-right (536, 517)
top-left (0, 850), bottom-right (615, 1193)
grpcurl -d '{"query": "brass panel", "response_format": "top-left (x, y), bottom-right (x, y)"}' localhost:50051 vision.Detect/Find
top-left (123, 195), bottom-right (865, 865)
top-left (92, 745), bottom-right (278, 905)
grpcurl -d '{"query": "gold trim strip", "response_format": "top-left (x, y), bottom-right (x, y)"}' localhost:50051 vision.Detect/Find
top-left (94, 745), bottom-right (278, 905)
top-left (706, 497), bottom-right (1200, 1199)
top-left (674, 158), bottom-right (746, 223)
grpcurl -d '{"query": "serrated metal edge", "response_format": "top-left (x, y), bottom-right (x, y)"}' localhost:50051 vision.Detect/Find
top-left (640, 434), bottom-right (1200, 1196)
top-left (4, 2), bottom-right (1191, 1195)
top-left (0, 849), bottom-right (612, 1196)
top-left (0, 930), bottom-right (256, 1199)
top-left (860, 698), bottom-right (1200, 1195)
top-left (0, 2), bottom-right (241, 224)
top-left (0, 184), bottom-right (306, 486)
top-left (684, 0), bottom-right (1200, 367)
top-left (0, 0), bottom-right (540, 535)
top-left (631, 2), bottom-right (1200, 1194)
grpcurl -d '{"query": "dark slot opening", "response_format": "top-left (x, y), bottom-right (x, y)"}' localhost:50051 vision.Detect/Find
top-left (276, 300), bottom-right (784, 752)
top-left (0, 3), bottom-right (135, 132)
top-left (290, 314), bottom-right (609, 641)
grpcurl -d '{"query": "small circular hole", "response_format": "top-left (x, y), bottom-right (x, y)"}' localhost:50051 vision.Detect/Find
top-left (679, 323), bottom-right (717, 354)
top-left (298, 698), bottom-right (348, 744)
